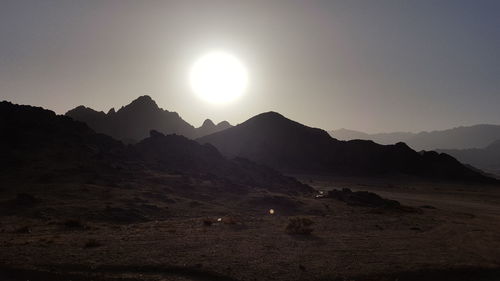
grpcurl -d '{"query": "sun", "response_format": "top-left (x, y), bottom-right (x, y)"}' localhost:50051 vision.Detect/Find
top-left (189, 51), bottom-right (248, 104)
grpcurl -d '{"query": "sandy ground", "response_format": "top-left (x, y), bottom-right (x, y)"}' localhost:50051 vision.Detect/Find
top-left (1, 177), bottom-right (500, 281)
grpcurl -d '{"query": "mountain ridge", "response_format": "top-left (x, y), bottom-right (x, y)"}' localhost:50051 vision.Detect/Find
top-left (198, 112), bottom-right (497, 183)
top-left (1, 100), bottom-right (311, 195)
top-left (330, 124), bottom-right (500, 150)
top-left (65, 95), bottom-right (233, 142)
top-left (438, 140), bottom-right (500, 177)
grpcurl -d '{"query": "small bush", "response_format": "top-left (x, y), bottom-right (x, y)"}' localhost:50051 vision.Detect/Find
top-left (221, 216), bottom-right (239, 225)
top-left (202, 218), bottom-right (213, 226)
top-left (15, 226), bottom-right (32, 234)
top-left (83, 239), bottom-right (102, 249)
top-left (420, 205), bottom-right (436, 209)
top-left (285, 217), bottom-right (314, 235)
top-left (63, 219), bottom-right (85, 229)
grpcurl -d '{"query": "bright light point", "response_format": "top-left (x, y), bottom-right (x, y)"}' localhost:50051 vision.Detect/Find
top-left (190, 51), bottom-right (248, 104)
top-left (269, 209), bottom-right (275, 215)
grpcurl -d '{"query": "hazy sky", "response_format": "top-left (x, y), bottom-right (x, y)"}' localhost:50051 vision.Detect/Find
top-left (1, 0), bottom-right (499, 133)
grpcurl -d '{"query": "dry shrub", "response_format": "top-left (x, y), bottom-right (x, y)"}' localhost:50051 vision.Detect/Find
top-left (285, 217), bottom-right (314, 235)
top-left (202, 218), bottom-right (214, 226)
top-left (221, 216), bottom-right (239, 225)
top-left (63, 219), bottom-right (85, 229)
top-left (15, 226), bottom-right (32, 234)
top-left (83, 239), bottom-right (102, 248)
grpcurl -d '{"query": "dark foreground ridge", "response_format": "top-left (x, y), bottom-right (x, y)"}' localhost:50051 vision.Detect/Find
top-left (0, 100), bottom-right (312, 220)
top-left (198, 111), bottom-right (498, 183)
top-left (1, 100), bottom-right (311, 191)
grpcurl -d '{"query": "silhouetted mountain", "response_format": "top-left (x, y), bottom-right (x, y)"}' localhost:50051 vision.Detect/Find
top-left (66, 96), bottom-right (232, 142)
top-left (195, 119), bottom-right (233, 138)
top-left (0, 101), bottom-right (123, 175)
top-left (2, 101), bottom-right (309, 194)
top-left (329, 128), bottom-right (371, 141)
top-left (330, 128), bottom-right (414, 146)
top-left (330, 124), bottom-right (500, 151)
top-left (438, 140), bottom-right (500, 177)
top-left (133, 131), bottom-right (311, 194)
top-left (198, 112), bottom-right (496, 183)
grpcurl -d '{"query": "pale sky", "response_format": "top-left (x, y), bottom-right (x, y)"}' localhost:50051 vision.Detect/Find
top-left (1, 0), bottom-right (499, 132)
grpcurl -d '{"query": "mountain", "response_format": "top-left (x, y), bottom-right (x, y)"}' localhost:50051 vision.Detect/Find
top-left (196, 119), bottom-right (233, 139)
top-left (2, 100), bottom-right (308, 193)
top-left (329, 124), bottom-right (500, 151)
top-left (330, 128), bottom-right (414, 146)
top-left (133, 131), bottom-right (311, 194)
top-left (438, 140), bottom-right (500, 177)
top-left (66, 96), bottom-right (232, 142)
top-left (0, 100), bottom-right (316, 230)
top-left (0, 101), bottom-right (123, 174)
top-left (329, 128), bottom-right (372, 141)
top-left (198, 112), bottom-right (497, 183)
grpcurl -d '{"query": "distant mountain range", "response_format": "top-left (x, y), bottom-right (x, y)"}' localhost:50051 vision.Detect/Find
top-left (438, 140), bottom-right (500, 177)
top-left (330, 125), bottom-right (500, 151)
top-left (198, 112), bottom-right (496, 183)
top-left (65, 95), bottom-right (232, 142)
top-left (5, 96), bottom-right (497, 183)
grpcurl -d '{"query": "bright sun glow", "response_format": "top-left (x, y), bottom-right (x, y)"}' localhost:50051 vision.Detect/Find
top-left (190, 51), bottom-right (248, 104)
